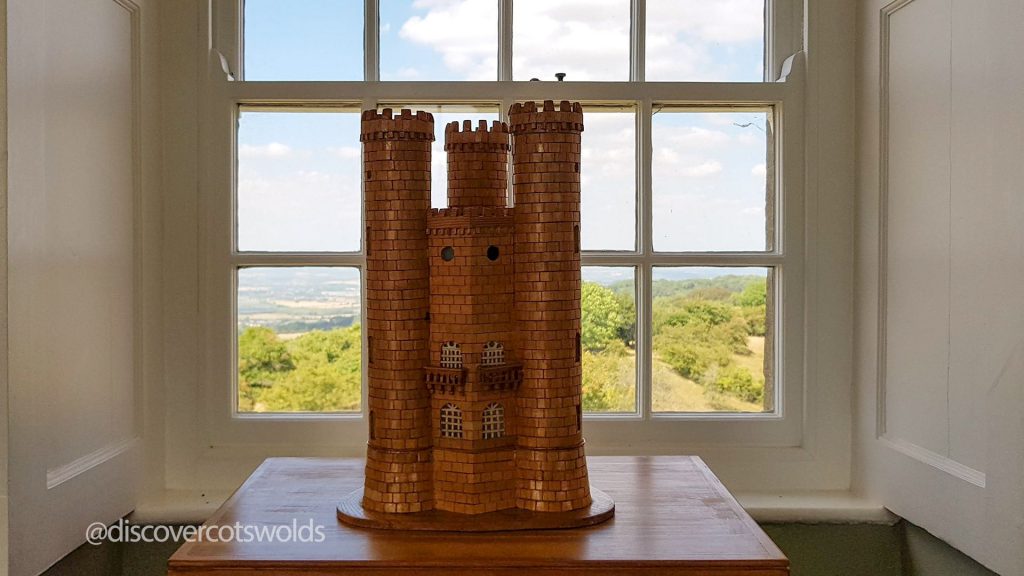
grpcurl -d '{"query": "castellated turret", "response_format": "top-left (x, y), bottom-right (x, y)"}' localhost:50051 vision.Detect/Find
top-left (357, 102), bottom-right (593, 518)
top-left (361, 108), bottom-right (435, 514)
top-left (508, 101), bottom-right (590, 512)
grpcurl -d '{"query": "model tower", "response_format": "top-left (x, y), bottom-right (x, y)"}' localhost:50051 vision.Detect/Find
top-left (509, 101), bottom-right (591, 512)
top-left (341, 102), bottom-right (611, 530)
top-left (361, 109), bottom-right (434, 513)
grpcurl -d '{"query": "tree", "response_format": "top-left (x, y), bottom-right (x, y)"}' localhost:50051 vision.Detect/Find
top-left (581, 341), bottom-right (635, 413)
top-left (238, 327), bottom-right (293, 410)
top-left (733, 278), bottom-right (767, 307)
top-left (581, 282), bottom-right (630, 351)
top-left (262, 325), bottom-right (362, 412)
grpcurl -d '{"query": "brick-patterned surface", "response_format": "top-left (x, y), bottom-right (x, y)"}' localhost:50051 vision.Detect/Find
top-left (361, 101), bottom-right (592, 516)
top-left (362, 109), bottom-right (435, 513)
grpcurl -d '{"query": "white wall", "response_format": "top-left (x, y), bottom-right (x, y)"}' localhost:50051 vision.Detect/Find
top-left (854, 0), bottom-right (1024, 573)
top-left (5, 0), bottom-right (162, 573)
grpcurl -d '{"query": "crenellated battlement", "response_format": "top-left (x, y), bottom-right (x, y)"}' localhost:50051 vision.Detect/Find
top-left (430, 206), bottom-right (513, 218)
top-left (427, 206), bottom-right (514, 236)
top-left (360, 108), bottom-right (435, 142)
top-left (444, 119), bottom-right (510, 152)
top-left (507, 100), bottom-right (584, 134)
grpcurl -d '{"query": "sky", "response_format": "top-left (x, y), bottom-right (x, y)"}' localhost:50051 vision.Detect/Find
top-left (238, 0), bottom-right (769, 256)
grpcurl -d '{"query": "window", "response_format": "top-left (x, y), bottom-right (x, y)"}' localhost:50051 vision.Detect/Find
top-left (440, 404), bottom-right (463, 438)
top-left (482, 341), bottom-right (504, 366)
top-left (482, 403), bottom-right (505, 439)
top-left (440, 342), bottom-right (463, 369)
top-left (208, 0), bottom-right (803, 445)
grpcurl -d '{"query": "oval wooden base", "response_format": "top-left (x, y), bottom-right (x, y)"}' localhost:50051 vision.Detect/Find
top-left (337, 486), bottom-right (614, 532)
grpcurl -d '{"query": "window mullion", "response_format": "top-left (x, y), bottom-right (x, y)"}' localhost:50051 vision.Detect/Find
top-left (364, 0), bottom-right (379, 82)
top-left (630, 0), bottom-right (645, 82)
top-left (498, 0), bottom-right (513, 81)
top-left (637, 98), bottom-right (653, 419)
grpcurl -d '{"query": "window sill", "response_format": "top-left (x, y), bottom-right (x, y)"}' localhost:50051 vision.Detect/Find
top-left (129, 489), bottom-right (896, 526)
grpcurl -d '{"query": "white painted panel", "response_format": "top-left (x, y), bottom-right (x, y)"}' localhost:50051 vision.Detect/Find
top-left (856, 0), bottom-right (1024, 573)
top-left (944, 0), bottom-right (1019, 474)
top-left (883, 0), bottom-right (951, 456)
top-left (40, 0), bottom-right (136, 472)
top-left (7, 0), bottom-right (144, 573)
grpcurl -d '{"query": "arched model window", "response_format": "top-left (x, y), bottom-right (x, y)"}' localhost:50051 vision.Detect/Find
top-left (482, 403), bottom-right (505, 439)
top-left (481, 341), bottom-right (504, 366)
top-left (440, 341), bottom-right (462, 368)
top-left (440, 403), bottom-right (463, 438)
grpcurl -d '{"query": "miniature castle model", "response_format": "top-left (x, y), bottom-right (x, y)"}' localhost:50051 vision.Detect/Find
top-left (341, 101), bottom-right (612, 529)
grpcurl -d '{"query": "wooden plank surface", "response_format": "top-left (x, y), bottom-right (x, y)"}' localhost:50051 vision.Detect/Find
top-left (168, 456), bottom-right (788, 575)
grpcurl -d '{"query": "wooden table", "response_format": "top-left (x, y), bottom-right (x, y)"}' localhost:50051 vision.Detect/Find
top-left (168, 456), bottom-right (788, 575)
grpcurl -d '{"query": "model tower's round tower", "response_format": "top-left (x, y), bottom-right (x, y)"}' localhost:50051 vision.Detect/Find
top-left (509, 100), bottom-right (592, 512)
top-left (361, 108), bottom-right (434, 513)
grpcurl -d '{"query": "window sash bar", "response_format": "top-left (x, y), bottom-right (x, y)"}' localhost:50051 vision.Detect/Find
top-left (225, 81), bottom-right (794, 105)
top-left (630, 0), bottom-right (645, 82)
top-left (364, 0), bottom-right (379, 82)
top-left (228, 253), bottom-right (785, 266)
top-left (498, 0), bottom-right (513, 81)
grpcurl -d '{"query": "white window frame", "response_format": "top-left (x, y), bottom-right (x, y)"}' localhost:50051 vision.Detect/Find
top-left (482, 403), bottom-right (505, 439)
top-left (440, 403), bottom-right (463, 439)
top-left (197, 0), bottom-right (808, 456)
top-left (440, 342), bottom-right (463, 369)
top-left (482, 341), bottom-right (505, 367)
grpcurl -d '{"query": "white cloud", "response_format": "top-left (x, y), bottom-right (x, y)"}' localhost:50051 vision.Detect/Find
top-left (737, 132), bottom-right (762, 146)
top-left (680, 160), bottom-right (723, 178)
top-left (393, 0), bottom-right (761, 81)
top-left (399, 0), bottom-right (499, 80)
top-left (511, 0), bottom-right (631, 81)
top-left (665, 126), bottom-right (730, 149)
top-left (646, 0), bottom-right (763, 81)
top-left (239, 142), bottom-right (292, 158)
top-left (647, 0), bottom-right (763, 44)
top-left (751, 163), bottom-right (767, 178)
top-left (328, 146), bottom-right (361, 160)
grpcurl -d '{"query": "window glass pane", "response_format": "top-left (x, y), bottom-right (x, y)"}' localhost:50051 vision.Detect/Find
top-left (651, 267), bottom-right (772, 413)
top-left (380, 0), bottom-right (498, 81)
top-left (237, 267), bottom-right (362, 413)
top-left (581, 267), bottom-right (637, 413)
top-left (646, 0), bottom-right (765, 82)
top-left (237, 110), bottom-right (361, 252)
top-left (582, 108), bottom-right (636, 250)
top-left (243, 0), bottom-right (363, 81)
top-left (652, 109), bottom-right (772, 252)
top-left (513, 0), bottom-right (630, 81)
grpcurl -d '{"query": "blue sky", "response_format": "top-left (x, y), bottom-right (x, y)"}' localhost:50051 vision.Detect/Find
top-left (238, 0), bottom-right (768, 254)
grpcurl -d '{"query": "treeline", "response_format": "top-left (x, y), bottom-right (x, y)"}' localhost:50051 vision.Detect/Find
top-left (238, 325), bottom-right (361, 412)
top-left (651, 278), bottom-right (767, 405)
top-left (579, 275), bottom-right (768, 412)
top-left (237, 275), bottom-right (767, 413)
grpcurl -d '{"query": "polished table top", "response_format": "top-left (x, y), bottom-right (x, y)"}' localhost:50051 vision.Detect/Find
top-left (168, 456), bottom-right (788, 575)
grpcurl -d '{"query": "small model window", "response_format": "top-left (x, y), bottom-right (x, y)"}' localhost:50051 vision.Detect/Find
top-left (482, 403), bottom-right (505, 439)
top-left (481, 341), bottom-right (504, 366)
top-left (441, 246), bottom-right (455, 261)
top-left (486, 245), bottom-right (500, 261)
top-left (440, 403), bottom-right (463, 438)
top-left (440, 341), bottom-right (463, 368)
